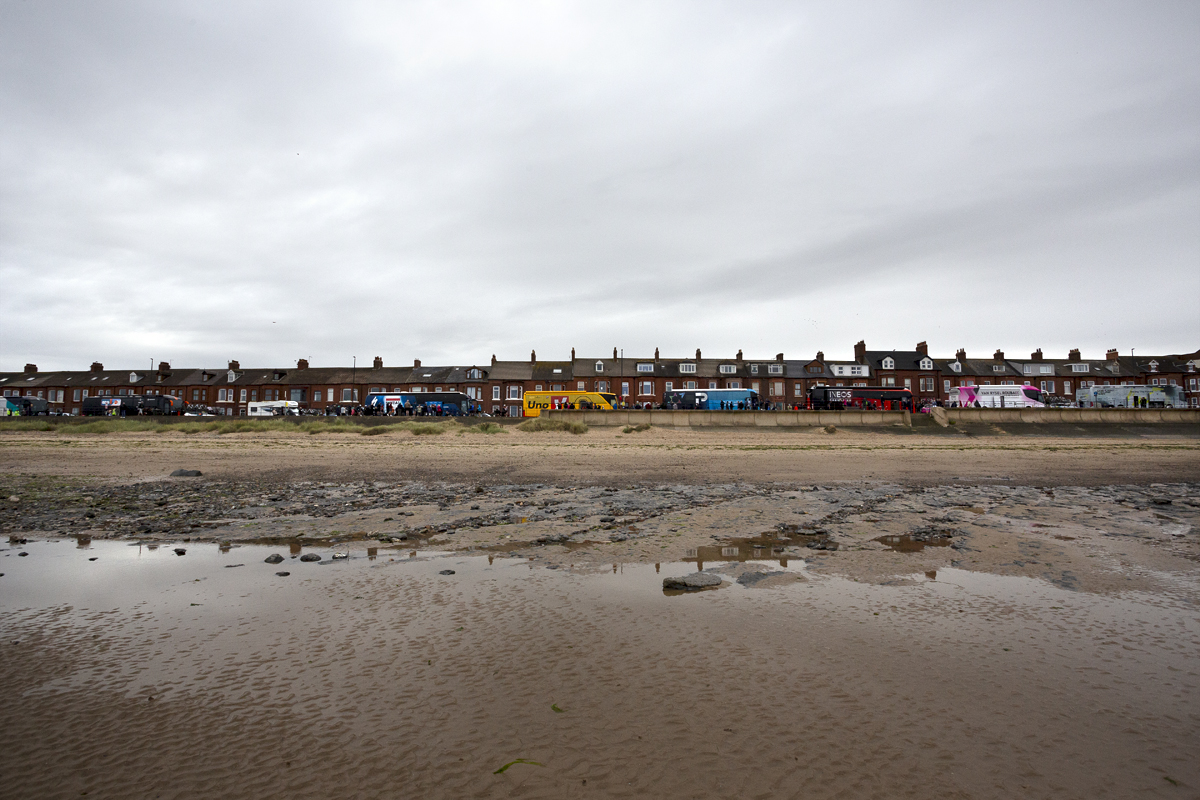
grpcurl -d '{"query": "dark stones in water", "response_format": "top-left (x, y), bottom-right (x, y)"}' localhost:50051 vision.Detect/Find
top-left (170, 469), bottom-right (203, 477)
top-left (17, 552), bottom-right (28, 557)
top-left (663, 573), bottom-right (722, 590)
top-left (439, 569), bottom-right (456, 575)
top-left (174, 548), bottom-right (187, 556)
top-left (264, 554), bottom-right (284, 564)
top-left (89, 557), bottom-right (98, 561)
top-left (299, 553), bottom-right (321, 562)
top-left (736, 571), bottom-right (784, 587)
top-left (275, 571), bottom-right (290, 577)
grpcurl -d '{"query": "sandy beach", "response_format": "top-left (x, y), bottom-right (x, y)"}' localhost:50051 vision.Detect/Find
top-left (1, 424), bottom-right (1198, 798)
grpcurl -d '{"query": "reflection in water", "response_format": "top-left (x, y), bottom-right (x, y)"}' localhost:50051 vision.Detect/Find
top-left (926, 570), bottom-right (937, 580)
top-left (74, 535), bottom-right (91, 549)
top-left (683, 528), bottom-right (835, 570)
top-left (367, 547), bottom-right (378, 561)
top-left (873, 534), bottom-right (953, 553)
top-left (289, 541), bottom-right (303, 555)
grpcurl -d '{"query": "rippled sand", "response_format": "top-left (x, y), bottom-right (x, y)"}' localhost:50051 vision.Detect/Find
top-left (2, 540), bottom-right (1197, 799)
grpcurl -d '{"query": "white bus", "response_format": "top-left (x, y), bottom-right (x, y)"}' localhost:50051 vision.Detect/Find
top-left (954, 385), bottom-right (1045, 408)
top-left (1075, 385), bottom-right (1185, 409)
top-left (247, 400), bottom-right (300, 417)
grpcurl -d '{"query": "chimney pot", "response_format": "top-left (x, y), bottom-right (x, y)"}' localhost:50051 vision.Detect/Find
top-left (1068, 349), bottom-right (1081, 362)
top-left (776, 353), bottom-right (784, 362)
top-left (157, 361), bottom-right (170, 373)
top-left (90, 362), bottom-right (104, 373)
top-left (956, 348), bottom-right (967, 362)
top-left (491, 354), bottom-right (497, 366)
top-left (571, 347), bottom-right (576, 361)
top-left (993, 350), bottom-right (1004, 361)
top-left (228, 360), bottom-right (240, 371)
top-left (372, 356), bottom-right (383, 369)
top-left (23, 363), bottom-right (36, 374)
top-left (296, 359), bottom-right (308, 370)
top-left (654, 347), bottom-right (660, 361)
top-left (1032, 348), bottom-right (1043, 361)
top-left (613, 347), bottom-right (618, 360)
top-left (736, 349), bottom-right (743, 362)
top-left (413, 359), bottom-right (421, 368)
top-left (1106, 348), bottom-right (1119, 361)
top-left (816, 351), bottom-right (824, 362)
top-left (916, 341), bottom-right (928, 356)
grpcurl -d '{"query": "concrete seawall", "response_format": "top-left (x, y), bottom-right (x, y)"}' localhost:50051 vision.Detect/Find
top-left (542, 408), bottom-right (1200, 428)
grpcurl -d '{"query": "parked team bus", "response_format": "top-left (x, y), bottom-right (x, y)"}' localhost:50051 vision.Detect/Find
top-left (366, 391), bottom-right (473, 416)
top-left (3, 396), bottom-right (49, 415)
top-left (807, 386), bottom-right (914, 411)
top-left (954, 385), bottom-right (1045, 408)
top-left (247, 400), bottom-right (301, 417)
top-left (660, 389), bottom-right (759, 410)
top-left (522, 391), bottom-right (619, 417)
top-left (81, 395), bottom-right (185, 416)
top-left (1075, 385), bottom-right (1186, 409)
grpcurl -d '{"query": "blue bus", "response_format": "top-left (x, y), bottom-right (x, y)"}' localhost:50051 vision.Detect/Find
top-left (661, 389), bottom-right (759, 410)
top-left (365, 391), bottom-right (474, 416)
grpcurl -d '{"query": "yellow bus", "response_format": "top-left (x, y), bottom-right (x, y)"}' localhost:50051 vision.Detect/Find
top-left (522, 391), bottom-right (619, 417)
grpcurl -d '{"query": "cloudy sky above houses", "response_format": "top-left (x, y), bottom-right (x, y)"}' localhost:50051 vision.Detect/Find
top-left (1, 0), bottom-right (1197, 371)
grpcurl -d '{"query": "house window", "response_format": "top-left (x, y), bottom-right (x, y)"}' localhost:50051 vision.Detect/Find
top-left (882, 357), bottom-right (894, 369)
top-left (595, 362), bottom-right (604, 372)
top-left (920, 377), bottom-right (935, 392)
top-left (708, 381), bottom-right (717, 389)
top-left (1040, 381), bottom-right (1055, 393)
top-left (1023, 365), bottom-right (1033, 374)
top-left (719, 365), bottom-right (735, 374)
top-left (993, 365), bottom-right (1005, 372)
top-left (919, 358), bottom-right (933, 370)
top-left (621, 382), bottom-right (630, 396)
top-left (768, 364), bottom-right (782, 375)
top-left (291, 388), bottom-right (306, 402)
top-left (73, 389), bottom-right (81, 401)
top-left (772, 381), bottom-right (783, 396)
top-left (535, 385), bottom-right (543, 391)
top-left (639, 381), bottom-right (654, 395)
top-left (240, 389), bottom-right (247, 402)
top-left (467, 369), bottom-right (482, 380)
top-left (904, 378), bottom-right (912, 390)
top-left (507, 386), bottom-right (521, 400)
top-left (729, 380), bottom-right (741, 389)
top-left (551, 385), bottom-right (563, 391)
top-left (794, 384), bottom-right (803, 396)
top-left (1064, 381), bottom-right (1071, 395)
top-left (327, 388), bottom-right (335, 402)
top-left (492, 386), bottom-right (501, 401)
top-left (686, 381), bottom-right (697, 390)
top-left (192, 390), bottom-right (200, 401)
top-left (637, 363), bottom-right (654, 373)
top-left (1189, 378), bottom-right (1198, 390)
top-left (342, 388), bottom-right (353, 402)
top-left (664, 382), bottom-right (673, 392)
top-left (882, 377), bottom-right (895, 387)
top-left (1072, 364), bottom-right (1089, 373)
top-left (596, 381), bottom-right (609, 392)
top-left (750, 364), bottom-right (759, 374)
top-left (251, 390), bottom-right (257, 401)
top-left (964, 379), bottom-right (975, 387)
top-left (679, 363), bottom-right (696, 373)
top-left (577, 381), bottom-right (585, 390)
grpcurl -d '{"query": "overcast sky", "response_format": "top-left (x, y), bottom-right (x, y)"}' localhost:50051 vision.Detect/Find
top-left (2, 1), bottom-right (1197, 371)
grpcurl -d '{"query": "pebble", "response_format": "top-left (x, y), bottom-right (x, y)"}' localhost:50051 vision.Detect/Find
top-left (7, 496), bottom-right (18, 502)
top-left (174, 548), bottom-right (186, 556)
top-left (88, 557), bottom-right (98, 561)
top-left (275, 571), bottom-right (290, 576)
top-left (439, 569), bottom-right (456, 575)
top-left (299, 553), bottom-right (321, 562)
top-left (264, 554), bottom-right (284, 564)
top-left (18, 552), bottom-right (28, 557)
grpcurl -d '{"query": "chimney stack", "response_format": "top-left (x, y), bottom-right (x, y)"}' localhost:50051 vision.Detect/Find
top-left (157, 361), bottom-right (171, 373)
top-left (491, 354), bottom-right (497, 365)
top-left (993, 350), bottom-right (1004, 361)
top-left (571, 347), bottom-right (576, 361)
top-left (854, 340), bottom-right (866, 364)
top-left (1067, 348), bottom-right (1081, 362)
top-left (372, 356), bottom-right (383, 369)
top-left (736, 349), bottom-right (743, 362)
top-left (816, 351), bottom-right (824, 362)
top-left (695, 348), bottom-right (701, 360)
top-left (530, 350), bottom-right (536, 364)
top-left (1031, 348), bottom-right (1043, 361)
top-left (654, 347), bottom-right (660, 361)
top-left (916, 341), bottom-right (928, 356)
top-left (956, 348), bottom-right (966, 362)
top-left (296, 359), bottom-right (308, 370)
top-left (776, 353), bottom-right (784, 362)
top-left (413, 359), bottom-right (421, 368)
top-left (23, 363), bottom-right (36, 374)
top-left (90, 362), bottom-right (104, 373)
top-left (1106, 348), bottom-right (1119, 361)
top-left (228, 360), bottom-right (240, 371)
top-left (613, 347), bottom-right (618, 359)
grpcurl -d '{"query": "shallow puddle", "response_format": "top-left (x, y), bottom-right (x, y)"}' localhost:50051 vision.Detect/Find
top-left (872, 533), bottom-right (953, 552)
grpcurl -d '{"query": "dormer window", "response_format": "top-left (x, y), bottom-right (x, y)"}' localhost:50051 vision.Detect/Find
top-left (1071, 363), bottom-right (1090, 373)
top-left (129, 372), bottom-right (142, 383)
top-left (719, 364), bottom-right (736, 374)
top-left (272, 372), bottom-right (284, 381)
top-left (1149, 360), bottom-right (1159, 373)
top-left (637, 363), bottom-right (654, 373)
top-left (679, 363), bottom-right (696, 373)
top-left (227, 369), bottom-right (238, 383)
top-left (466, 369), bottom-right (482, 380)
top-left (919, 358), bottom-right (932, 370)
top-left (881, 357), bottom-right (895, 370)
top-left (768, 364), bottom-right (782, 375)
top-left (951, 362), bottom-right (962, 373)
top-left (595, 361), bottom-right (604, 372)
top-left (992, 365), bottom-right (1005, 372)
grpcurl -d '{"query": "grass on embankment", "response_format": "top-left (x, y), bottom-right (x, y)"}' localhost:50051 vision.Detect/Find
top-left (0, 417), bottom-right (460, 436)
top-left (516, 418), bottom-right (588, 434)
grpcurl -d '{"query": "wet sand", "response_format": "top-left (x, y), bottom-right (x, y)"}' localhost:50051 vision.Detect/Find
top-left (1, 427), bottom-right (1198, 798)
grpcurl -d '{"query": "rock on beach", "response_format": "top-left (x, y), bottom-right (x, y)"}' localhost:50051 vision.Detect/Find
top-left (663, 573), bottom-right (723, 590)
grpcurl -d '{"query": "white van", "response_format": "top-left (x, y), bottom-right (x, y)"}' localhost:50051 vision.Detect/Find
top-left (247, 400), bottom-right (300, 417)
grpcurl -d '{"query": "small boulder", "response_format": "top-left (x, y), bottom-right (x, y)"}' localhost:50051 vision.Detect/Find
top-left (17, 552), bottom-right (28, 557)
top-left (663, 572), bottom-right (722, 590)
top-left (170, 469), bottom-right (203, 477)
top-left (264, 554), bottom-right (284, 564)
top-left (275, 571), bottom-right (290, 577)
top-left (7, 496), bottom-right (18, 502)
top-left (173, 548), bottom-right (186, 556)
top-left (88, 557), bottom-right (98, 562)
top-left (438, 569), bottom-right (456, 575)
top-left (299, 553), bottom-right (321, 562)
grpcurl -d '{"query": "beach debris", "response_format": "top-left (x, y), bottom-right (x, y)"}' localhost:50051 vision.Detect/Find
top-left (299, 553), bottom-right (321, 562)
top-left (331, 551), bottom-right (349, 560)
top-left (17, 552), bottom-right (28, 557)
top-left (551, 704), bottom-right (565, 713)
top-left (224, 564), bottom-right (244, 568)
top-left (264, 554), bottom-right (284, 564)
top-left (439, 569), bottom-right (456, 575)
top-left (7, 496), bottom-right (18, 502)
top-left (9, 536), bottom-right (28, 544)
top-left (663, 573), bottom-right (722, 590)
top-left (174, 548), bottom-right (187, 556)
top-left (170, 469), bottom-right (202, 477)
top-left (493, 759), bottom-right (544, 774)
top-left (275, 571), bottom-right (290, 576)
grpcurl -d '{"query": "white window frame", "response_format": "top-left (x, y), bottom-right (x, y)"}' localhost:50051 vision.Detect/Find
top-left (595, 361), bottom-right (604, 372)
top-left (882, 357), bottom-right (894, 370)
top-left (507, 386), bottom-right (521, 400)
top-left (719, 365), bottom-right (736, 374)
top-left (637, 363), bottom-right (654, 373)
top-left (679, 363), bottom-right (696, 374)
top-left (639, 381), bottom-right (654, 395)
top-left (768, 364), bottom-right (782, 375)
top-left (492, 386), bottom-right (501, 401)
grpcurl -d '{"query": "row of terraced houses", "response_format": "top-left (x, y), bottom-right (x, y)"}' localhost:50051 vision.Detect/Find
top-left (4, 341), bottom-right (1199, 416)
